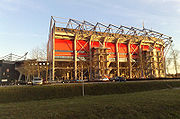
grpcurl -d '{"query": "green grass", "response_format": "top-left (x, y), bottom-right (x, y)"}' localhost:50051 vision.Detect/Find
top-left (1, 80), bottom-right (180, 103)
top-left (1, 88), bottom-right (180, 119)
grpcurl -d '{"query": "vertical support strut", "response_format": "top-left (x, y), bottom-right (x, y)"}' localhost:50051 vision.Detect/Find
top-left (18, 72), bottom-right (22, 81)
top-left (52, 22), bottom-right (56, 81)
top-left (152, 42), bottom-right (158, 77)
top-left (162, 46), bottom-right (166, 77)
top-left (89, 35), bottom-right (93, 81)
top-left (102, 37), bottom-right (107, 47)
top-left (81, 65), bottom-right (83, 80)
top-left (46, 62), bottom-right (48, 81)
top-left (158, 46), bottom-right (163, 77)
top-left (128, 40), bottom-right (132, 78)
top-left (139, 41), bottom-right (143, 78)
top-left (74, 35), bottom-right (78, 80)
top-left (116, 38), bottom-right (120, 76)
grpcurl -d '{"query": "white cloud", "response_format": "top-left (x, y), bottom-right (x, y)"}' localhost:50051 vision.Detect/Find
top-left (139, 0), bottom-right (180, 4)
top-left (0, 0), bottom-right (44, 14)
top-left (163, 0), bottom-right (180, 3)
top-left (177, 8), bottom-right (180, 13)
top-left (0, 0), bottom-right (20, 12)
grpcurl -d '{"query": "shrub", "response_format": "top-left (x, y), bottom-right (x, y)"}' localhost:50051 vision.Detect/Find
top-left (0, 81), bottom-right (180, 103)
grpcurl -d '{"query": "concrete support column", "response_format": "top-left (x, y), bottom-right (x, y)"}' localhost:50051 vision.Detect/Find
top-left (46, 63), bottom-right (48, 81)
top-left (81, 65), bottom-right (83, 80)
top-left (139, 41), bottom-right (143, 78)
top-left (18, 72), bottom-right (22, 81)
top-left (158, 46), bottom-right (164, 77)
top-left (128, 40), bottom-right (132, 78)
top-left (153, 48), bottom-right (158, 77)
top-left (162, 47), bottom-right (166, 77)
top-left (52, 23), bottom-right (56, 81)
top-left (89, 36), bottom-right (93, 81)
top-left (116, 39), bottom-right (120, 76)
top-left (74, 35), bottom-right (78, 80)
top-left (152, 43), bottom-right (158, 77)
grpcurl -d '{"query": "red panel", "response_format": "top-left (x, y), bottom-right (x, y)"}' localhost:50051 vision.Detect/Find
top-left (155, 47), bottom-right (161, 51)
top-left (52, 39), bottom-right (163, 60)
top-left (54, 39), bottom-right (90, 57)
top-left (91, 41), bottom-right (100, 48)
top-left (105, 42), bottom-right (116, 58)
top-left (55, 52), bottom-right (73, 56)
top-left (54, 39), bottom-right (74, 56)
top-left (55, 39), bottom-right (73, 51)
top-left (118, 43), bottom-right (127, 53)
top-left (105, 42), bottom-right (115, 52)
top-left (76, 40), bottom-right (89, 51)
top-left (130, 44), bottom-right (139, 54)
top-left (76, 40), bottom-right (89, 57)
top-left (118, 43), bottom-right (128, 58)
top-left (142, 45), bottom-right (149, 51)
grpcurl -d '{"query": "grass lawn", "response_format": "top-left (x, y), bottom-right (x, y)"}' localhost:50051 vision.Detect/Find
top-left (1, 88), bottom-right (180, 119)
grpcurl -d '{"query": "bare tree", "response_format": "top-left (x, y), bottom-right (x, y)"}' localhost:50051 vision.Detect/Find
top-left (172, 49), bottom-right (179, 75)
top-left (166, 46), bottom-right (179, 75)
top-left (166, 58), bottom-right (172, 74)
top-left (30, 43), bottom-right (47, 61)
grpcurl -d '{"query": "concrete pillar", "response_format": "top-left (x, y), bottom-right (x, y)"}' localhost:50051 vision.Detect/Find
top-left (52, 23), bottom-right (56, 81)
top-left (128, 40), bottom-right (132, 78)
top-left (139, 41), bottom-right (143, 78)
top-left (81, 65), bottom-right (83, 80)
top-left (46, 64), bottom-right (48, 81)
top-left (18, 72), bottom-right (22, 81)
top-left (89, 36), bottom-right (93, 80)
top-left (116, 39), bottom-right (120, 76)
top-left (74, 35), bottom-right (78, 80)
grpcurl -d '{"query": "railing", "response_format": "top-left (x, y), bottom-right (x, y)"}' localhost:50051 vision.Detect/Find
top-left (0, 52), bottom-right (28, 61)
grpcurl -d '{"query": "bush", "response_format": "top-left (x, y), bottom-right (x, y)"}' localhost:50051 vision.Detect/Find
top-left (0, 81), bottom-right (180, 103)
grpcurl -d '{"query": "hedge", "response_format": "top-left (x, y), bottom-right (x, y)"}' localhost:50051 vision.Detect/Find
top-left (0, 81), bottom-right (180, 103)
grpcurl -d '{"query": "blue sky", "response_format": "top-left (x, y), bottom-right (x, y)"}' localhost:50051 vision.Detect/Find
top-left (0, 0), bottom-right (180, 58)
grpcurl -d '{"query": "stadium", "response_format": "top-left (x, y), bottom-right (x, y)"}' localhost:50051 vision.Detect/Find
top-left (47, 16), bottom-right (172, 81)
